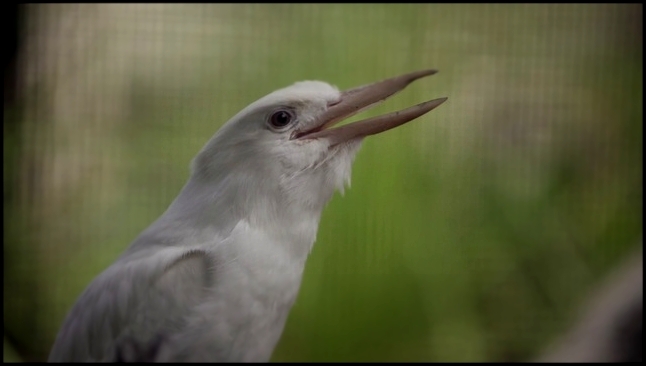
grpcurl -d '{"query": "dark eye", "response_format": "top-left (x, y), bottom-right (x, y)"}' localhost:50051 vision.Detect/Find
top-left (268, 110), bottom-right (295, 130)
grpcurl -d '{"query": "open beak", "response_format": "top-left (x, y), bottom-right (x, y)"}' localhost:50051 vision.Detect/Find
top-left (293, 69), bottom-right (447, 146)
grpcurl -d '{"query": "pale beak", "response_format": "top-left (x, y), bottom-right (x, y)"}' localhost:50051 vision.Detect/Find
top-left (293, 69), bottom-right (447, 146)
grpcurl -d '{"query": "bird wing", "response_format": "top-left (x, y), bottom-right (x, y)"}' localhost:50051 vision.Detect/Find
top-left (47, 245), bottom-right (218, 362)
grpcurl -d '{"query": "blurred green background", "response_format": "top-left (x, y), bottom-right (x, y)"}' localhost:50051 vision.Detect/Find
top-left (3, 4), bottom-right (642, 362)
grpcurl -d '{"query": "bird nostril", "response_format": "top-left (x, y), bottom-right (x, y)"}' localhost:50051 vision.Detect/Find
top-left (327, 99), bottom-right (342, 107)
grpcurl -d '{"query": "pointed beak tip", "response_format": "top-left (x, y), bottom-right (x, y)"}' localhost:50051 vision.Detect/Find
top-left (423, 97), bottom-right (448, 109)
top-left (413, 97), bottom-right (449, 118)
top-left (404, 69), bottom-right (439, 85)
top-left (418, 69), bottom-right (439, 76)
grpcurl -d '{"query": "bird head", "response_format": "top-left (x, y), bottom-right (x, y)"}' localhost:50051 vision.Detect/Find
top-left (184, 70), bottom-right (446, 226)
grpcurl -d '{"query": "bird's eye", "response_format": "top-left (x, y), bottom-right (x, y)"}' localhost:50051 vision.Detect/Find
top-left (267, 110), bottom-right (295, 130)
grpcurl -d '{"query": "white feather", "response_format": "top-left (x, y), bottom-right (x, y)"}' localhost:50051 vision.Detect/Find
top-left (49, 80), bottom-right (365, 362)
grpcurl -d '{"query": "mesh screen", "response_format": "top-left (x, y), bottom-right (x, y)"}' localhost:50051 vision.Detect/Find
top-left (4, 4), bottom-right (642, 362)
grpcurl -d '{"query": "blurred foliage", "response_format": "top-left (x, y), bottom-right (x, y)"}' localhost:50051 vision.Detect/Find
top-left (3, 4), bottom-right (642, 362)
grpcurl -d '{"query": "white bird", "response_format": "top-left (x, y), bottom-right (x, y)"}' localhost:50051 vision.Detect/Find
top-left (47, 69), bottom-right (447, 362)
